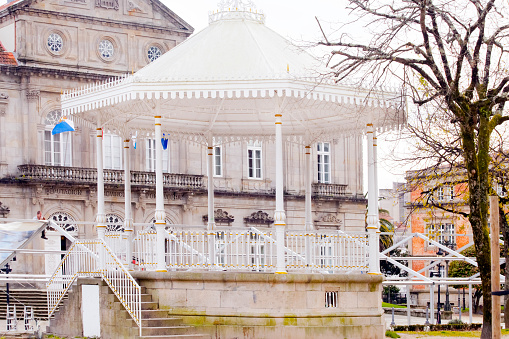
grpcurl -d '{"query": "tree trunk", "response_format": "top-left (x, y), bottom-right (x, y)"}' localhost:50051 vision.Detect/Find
top-left (461, 114), bottom-right (492, 338)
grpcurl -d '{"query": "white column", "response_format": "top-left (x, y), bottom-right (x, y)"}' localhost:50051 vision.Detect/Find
top-left (207, 136), bottom-right (216, 268)
top-left (374, 131), bottom-right (380, 228)
top-left (366, 123), bottom-right (380, 274)
top-left (305, 144), bottom-right (313, 267)
top-left (96, 127), bottom-right (106, 240)
top-left (274, 113), bottom-right (286, 274)
top-left (154, 116), bottom-right (167, 272)
top-left (305, 145), bottom-right (313, 231)
top-left (123, 139), bottom-right (134, 270)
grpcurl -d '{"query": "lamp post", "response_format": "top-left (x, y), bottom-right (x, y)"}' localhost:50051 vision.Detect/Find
top-left (441, 240), bottom-right (456, 312)
top-left (434, 262), bottom-right (442, 324)
top-left (1, 263), bottom-right (12, 305)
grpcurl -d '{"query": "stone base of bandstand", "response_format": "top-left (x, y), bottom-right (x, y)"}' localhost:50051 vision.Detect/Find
top-left (133, 271), bottom-right (384, 339)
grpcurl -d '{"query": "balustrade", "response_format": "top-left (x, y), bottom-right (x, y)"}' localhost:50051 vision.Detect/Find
top-left (312, 183), bottom-right (348, 197)
top-left (17, 165), bottom-right (204, 189)
top-left (123, 228), bottom-right (368, 273)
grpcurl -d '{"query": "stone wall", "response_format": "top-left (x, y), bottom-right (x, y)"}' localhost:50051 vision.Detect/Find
top-left (133, 271), bottom-right (384, 339)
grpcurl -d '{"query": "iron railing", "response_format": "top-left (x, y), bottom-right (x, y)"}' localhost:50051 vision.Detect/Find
top-left (17, 165), bottom-right (204, 189)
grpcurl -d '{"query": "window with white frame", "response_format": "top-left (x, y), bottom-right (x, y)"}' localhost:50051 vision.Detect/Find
top-left (438, 223), bottom-right (455, 245)
top-left (435, 186), bottom-right (454, 201)
top-left (247, 141), bottom-right (262, 179)
top-left (146, 139), bottom-right (170, 172)
top-left (103, 134), bottom-right (123, 170)
top-left (214, 146), bottom-right (222, 177)
top-left (44, 110), bottom-right (72, 166)
top-left (317, 142), bottom-right (331, 183)
top-left (426, 223), bottom-right (455, 246)
top-left (44, 130), bottom-right (72, 166)
top-left (435, 186), bottom-right (444, 201)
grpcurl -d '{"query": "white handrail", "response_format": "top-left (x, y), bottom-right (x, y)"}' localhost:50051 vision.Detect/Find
top-left (47, 239), bottom-right (142, 335)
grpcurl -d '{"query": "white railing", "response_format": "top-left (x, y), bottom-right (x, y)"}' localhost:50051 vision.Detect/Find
top-left (121, 228), bottom-right (368, 273)
top-left (285, 231), bottom-right (369, 272)
top-left (105, 231), bottom-right (129, 266)
top-left (163, 228), bottom-right (278, 272)
top-left (47, 239), bottom-right (142, 334)
top-left (133, 229), bottom-right (158, 271)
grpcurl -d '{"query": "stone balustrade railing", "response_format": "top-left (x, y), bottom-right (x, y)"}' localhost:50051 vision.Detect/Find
top-left (17, 165), bottom-right (204, 189)
top-left (312, 183), bottom-right (348, 197)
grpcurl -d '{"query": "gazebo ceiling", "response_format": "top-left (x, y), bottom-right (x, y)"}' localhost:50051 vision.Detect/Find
top-left (61, 1), bottom-right (406, 142)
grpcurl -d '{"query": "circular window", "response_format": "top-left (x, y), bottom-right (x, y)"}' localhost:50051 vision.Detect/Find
top-left (147, 46), bottom-right (162, 62)
top-left (47, 33), bottom-right (63, 53)
top-left (99, 39), bottom-right (114, 60)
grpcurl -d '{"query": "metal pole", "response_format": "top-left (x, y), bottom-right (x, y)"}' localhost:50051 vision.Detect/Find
top-left (458, 288), bottom-right (461, 322)
top-left (445, 261), bottom-right (450, 311)
top-left (391, 307), bottom-right (396, 327)
top-left (437, 283), bottom-right (441, 324)
top-left (469, 283), bottom-right (472, 324)
top-left (430, 283), bottom-right (435, 325)
top-left (463, 287), bottom-right (466, 311)
top-left (5, 263), bottom-right (10, 306)
top-left (407, 284), bottom-right (411, 326)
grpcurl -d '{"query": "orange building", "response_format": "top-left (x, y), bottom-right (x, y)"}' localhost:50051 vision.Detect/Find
top-left (406, 169), bottom-right (473, 307)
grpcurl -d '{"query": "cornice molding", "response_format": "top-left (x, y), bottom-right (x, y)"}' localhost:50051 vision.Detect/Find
top-left (0, 64), bottom-right (116, 81)
top-left (0, 6), bottom-right (192, 36)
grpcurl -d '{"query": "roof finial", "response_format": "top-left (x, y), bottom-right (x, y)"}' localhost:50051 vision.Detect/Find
top-left (209, 0), bottom-right (264, 24)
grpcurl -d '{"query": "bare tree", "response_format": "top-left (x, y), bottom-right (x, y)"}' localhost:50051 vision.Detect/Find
top-left (319, 1), bottom-right (509, 336)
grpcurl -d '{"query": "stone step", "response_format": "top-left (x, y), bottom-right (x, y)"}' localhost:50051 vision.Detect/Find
top-left (140, 301), bottom-right (158, 310)
top-left (141, 310), bottom-right (171, 319)
top-left (129, 317), bottom-right (184, 327)
top-left (139, 336), bottom-right (210, 339)
top-left (141, 294), bottom-right (153, 302)
top-left (142, 326), bottom-right (194, 336)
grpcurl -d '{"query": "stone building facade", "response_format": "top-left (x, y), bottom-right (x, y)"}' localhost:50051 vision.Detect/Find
top-left (0, 0), bottom-right (367, 275)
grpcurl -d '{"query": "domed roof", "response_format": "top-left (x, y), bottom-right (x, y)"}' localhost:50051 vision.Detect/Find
top-left (135, 2), bottom-right (323, 82)
top-left (61, 0), bottom-right (405, 142)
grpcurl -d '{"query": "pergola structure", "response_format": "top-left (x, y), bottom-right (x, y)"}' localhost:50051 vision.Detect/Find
top-left (61, 0), bottom-right (405, 274)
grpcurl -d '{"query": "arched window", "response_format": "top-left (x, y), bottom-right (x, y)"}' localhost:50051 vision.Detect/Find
top-left (106, 214), bottom-right (124, 232)
top-left (44, 110), bottom-right (72, 166)
top-left (48, 212), bottom-right (77, 233)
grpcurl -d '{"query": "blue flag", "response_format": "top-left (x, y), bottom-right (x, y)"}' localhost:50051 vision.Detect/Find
top-left (52, 119), bottom-right (75, 135)
top-left (161, 133), bottom-right (169, 150)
